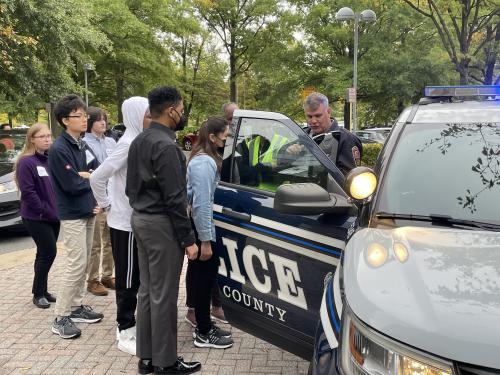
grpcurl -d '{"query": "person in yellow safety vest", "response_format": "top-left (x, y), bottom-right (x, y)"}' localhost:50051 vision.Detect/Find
top-left (259, 134), bottom-right (288, 167)
top-left (245, 136), bottom-right (263, 167)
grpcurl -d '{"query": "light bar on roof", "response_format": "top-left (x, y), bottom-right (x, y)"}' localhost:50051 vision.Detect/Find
top-left (424, 85), bottom-right (500, 97)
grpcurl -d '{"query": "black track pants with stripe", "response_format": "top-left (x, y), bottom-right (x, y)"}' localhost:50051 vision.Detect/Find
top-left (110, 227), bottom-right (140, 331)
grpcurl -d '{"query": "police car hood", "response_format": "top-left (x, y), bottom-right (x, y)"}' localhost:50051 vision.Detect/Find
top-left (344, 226), bottom-right (500, 368)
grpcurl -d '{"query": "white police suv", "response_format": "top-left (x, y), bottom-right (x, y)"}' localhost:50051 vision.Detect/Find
top-left (214, 85), bottom-right (500, 375)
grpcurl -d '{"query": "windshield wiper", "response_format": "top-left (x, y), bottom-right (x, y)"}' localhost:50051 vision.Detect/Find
top-left (376, 212), bottom-right (500, 231)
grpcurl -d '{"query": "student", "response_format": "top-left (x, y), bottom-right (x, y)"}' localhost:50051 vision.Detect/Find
top-left (90, 97), bottom-right (150, 355)
top-left (186, 117), bottom-right (233, 349)
top-left (126, 86), bottom-right (201, 374)
top-left (49, 94), bottom-right (103, 339)
top-left (84, 107), bottom-right (116, 296)
top-left (14, 123), bottom-right (59, 309)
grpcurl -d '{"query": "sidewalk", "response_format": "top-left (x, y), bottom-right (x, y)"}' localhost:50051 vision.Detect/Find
top-left (0, 247), bottom-right (308, 375)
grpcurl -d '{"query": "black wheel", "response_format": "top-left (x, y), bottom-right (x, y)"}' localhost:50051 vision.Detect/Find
top-left (184, 139), bottom-right (192, 151)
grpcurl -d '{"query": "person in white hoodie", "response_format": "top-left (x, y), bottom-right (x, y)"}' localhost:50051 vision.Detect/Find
top-left (90, 97), bottom-right (151, 355)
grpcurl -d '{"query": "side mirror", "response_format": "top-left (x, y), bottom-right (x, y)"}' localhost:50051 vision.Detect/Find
top-left (345, 167), bottom-right (377, 201)
top-left (274, 183), bottom-right (353, 215)
top-left (274, 183), bottom-right (334, 215)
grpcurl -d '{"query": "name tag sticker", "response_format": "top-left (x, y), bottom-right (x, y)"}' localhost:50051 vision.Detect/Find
top-left (37, 166), bottom-right (49, 177)
top-left (85, 150), bottom-right (95, 164)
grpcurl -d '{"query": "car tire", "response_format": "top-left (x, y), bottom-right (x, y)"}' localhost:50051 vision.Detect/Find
top-left (184, 140), bottom-right (192, 151)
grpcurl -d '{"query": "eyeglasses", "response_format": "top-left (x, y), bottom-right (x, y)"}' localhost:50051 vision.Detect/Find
top-left (67, 113), bottom-right (89, 119)
top-left (33, 134), bottom-right (52, 139)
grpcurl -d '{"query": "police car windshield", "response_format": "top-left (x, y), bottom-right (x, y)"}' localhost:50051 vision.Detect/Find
top-left (377, 122), bottom-right (500, 226)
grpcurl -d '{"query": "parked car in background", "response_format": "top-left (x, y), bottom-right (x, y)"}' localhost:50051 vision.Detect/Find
top-left (354, 129), bottom-right (386, 144)
top-left (0, 129), bottom-right (27, 230)
top-left (182, 130), bottom-right (198, 151)
top-left (107, 123), bottom-right (126, 141)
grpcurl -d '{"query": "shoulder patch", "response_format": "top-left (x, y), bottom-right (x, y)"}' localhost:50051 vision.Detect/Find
top-left (352, 146), bottom-right (361, 165)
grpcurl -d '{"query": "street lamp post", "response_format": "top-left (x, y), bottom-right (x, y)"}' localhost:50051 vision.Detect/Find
top-left (336, 7), bottom-right (376, 132)
top-left (83, 63), bottom-right (94, 107)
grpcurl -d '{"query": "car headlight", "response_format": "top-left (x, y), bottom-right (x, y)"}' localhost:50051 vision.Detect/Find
top-left (340, 306), bottom-right (453, 375)
top-left (0, 180), bottom-right (18, 194)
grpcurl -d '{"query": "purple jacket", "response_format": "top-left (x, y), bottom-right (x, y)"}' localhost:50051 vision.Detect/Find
top-left (16, 153), bottom-right (59, 222)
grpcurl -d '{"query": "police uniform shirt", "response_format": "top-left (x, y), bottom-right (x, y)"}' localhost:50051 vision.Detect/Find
top-left (306, 119), bottom-right (362, 175)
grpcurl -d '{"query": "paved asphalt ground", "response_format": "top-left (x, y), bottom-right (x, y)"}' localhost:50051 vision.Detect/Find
top-left (0, 244), bottom-right (309, 374)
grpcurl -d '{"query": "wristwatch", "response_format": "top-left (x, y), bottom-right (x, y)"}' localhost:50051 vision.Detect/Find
top-left (103, 205), bottom-right (111, 212)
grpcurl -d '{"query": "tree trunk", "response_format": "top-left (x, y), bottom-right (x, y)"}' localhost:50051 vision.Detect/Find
top-left (458, 59), bottom-right (470, 85)
top-left (484, 25), bottom-right (499, 85)
top-left (229, 52), bottom-right (237, 102)
top-left (116, 72), bottom-right (125, 123)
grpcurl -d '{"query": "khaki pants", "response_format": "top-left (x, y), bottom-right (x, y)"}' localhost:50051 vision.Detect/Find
top-left (87, 212), bottom-right (113, 281)
top-left (54, 217), bottom-right (96, 317)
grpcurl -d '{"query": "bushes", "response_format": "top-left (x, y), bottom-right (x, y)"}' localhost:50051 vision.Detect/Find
top-left (361, 143), bottom-right (383, 167)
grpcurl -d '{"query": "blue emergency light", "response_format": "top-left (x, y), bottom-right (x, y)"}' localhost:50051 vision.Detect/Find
top-left (424, 85), bottom-right (500, 97)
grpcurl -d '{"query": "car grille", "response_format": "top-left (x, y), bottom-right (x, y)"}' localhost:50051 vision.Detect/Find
top-left (0, 200), bottom-right (20, 219)
top-left (456, 363), bottom-right (500, 375)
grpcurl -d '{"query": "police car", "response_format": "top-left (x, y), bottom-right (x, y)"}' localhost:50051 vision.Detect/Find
top-left (214, 85), bottom-right (500, 374)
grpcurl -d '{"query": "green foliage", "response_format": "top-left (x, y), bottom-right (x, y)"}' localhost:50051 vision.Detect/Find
top-left (361, 143), bottom-right (383, 167)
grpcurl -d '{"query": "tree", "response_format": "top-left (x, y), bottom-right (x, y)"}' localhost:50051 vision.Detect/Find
top-left (195, 0), bottom-right (282, 102)
top-left (86, 0), bottom-right (174, 122)
top-left (401, 0), bottom-right (499, 84)
top-left (0, 0), bottom-right (109, 122)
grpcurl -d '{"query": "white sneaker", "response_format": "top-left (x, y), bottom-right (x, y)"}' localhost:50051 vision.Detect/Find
top-left (117, 326), bottom-right (137, 355)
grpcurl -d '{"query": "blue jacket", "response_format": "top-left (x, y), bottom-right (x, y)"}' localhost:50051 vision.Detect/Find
top-left (187, 154), bottom-right (219, 242)
top-left (48, 131), bottom-right (99, 220)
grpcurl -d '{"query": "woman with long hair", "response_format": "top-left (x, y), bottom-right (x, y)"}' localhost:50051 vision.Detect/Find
top-left (14, 123), bottom-right (59, 309)
top-left (186, 116), bottom-right (233, 349)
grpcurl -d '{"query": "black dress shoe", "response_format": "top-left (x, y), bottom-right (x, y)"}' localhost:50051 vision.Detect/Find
top-left (154, 357), bottom-right (201, 374)
top-left (33, 296), bottom-right (50, 309)
top-left (44, 292), bottom-right (57, 302)
top-left (138, 359), bottom-right (154, 374)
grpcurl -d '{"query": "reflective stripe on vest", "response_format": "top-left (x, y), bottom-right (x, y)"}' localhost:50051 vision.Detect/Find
top-left (246, 136), bottom-right (261, 166)
top-left (260, 134), bottom-right (287, 165)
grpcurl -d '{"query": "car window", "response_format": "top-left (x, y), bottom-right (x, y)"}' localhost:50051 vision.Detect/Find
top-left (0, 131), bottom-right (26, 176)
top-left (227, 118), bottom-right (330, 193)
top-left (377, 122), bottom-right (500, 225)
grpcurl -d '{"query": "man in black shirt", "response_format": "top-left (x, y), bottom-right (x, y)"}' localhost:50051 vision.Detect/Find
top-left (126, 86), bottom-right (200, 375)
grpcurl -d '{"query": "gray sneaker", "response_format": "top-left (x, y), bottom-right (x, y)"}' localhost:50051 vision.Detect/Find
top-left (192, 324), bottom-right (231, 339)
top-left (70, 305), bottom-right (104, 323)
top-left (194, 326), bottom-right (233, 349)
top-left (51, 316), bottom-right (81, 339)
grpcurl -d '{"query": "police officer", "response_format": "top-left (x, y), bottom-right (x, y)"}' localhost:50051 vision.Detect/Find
top-left (288, 92), bottom-right (362, 175)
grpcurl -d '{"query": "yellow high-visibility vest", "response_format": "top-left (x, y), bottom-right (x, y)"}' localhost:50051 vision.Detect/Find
top-left (246, 136), bottom-right (261, 167)
top-left (260, 134), bottom-right (288, 166)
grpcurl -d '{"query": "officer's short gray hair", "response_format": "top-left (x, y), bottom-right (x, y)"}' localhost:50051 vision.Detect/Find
top-left (221, 102), bottom-right (238, 113)
top-left (304, 92), bottom-right (329, 111)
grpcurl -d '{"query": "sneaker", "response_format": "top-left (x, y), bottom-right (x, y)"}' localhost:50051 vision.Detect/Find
top-left (184, 308), bottom-right (196, 328)
top-left (193, 326), bottom-right (233, 349)
top-left (192, 324), bottom-right (231, 339)
top-left (33, 296), bottom-right (50, 309)
top-left (51, 316), bottom-right (81, 339)
top-left (70, 305), bottom-right (104, 323)
top-left (101, 276), bottom-right (115, 290)
top-left (87, 280), bottom-right (108, 296)
top-left (44, 292), bottom-right (57, 302)
top-left (117, 326), bottom-right (136, 355)
top-left (210, 306), bottom-right (228, 324)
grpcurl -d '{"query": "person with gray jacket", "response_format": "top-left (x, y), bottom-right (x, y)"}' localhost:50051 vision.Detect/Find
top-left (89, 97), bottom-right (151, 355)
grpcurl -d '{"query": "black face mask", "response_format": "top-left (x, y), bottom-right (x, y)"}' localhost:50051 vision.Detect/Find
top-left (172, 108), bottom-right (187, 131)
top-left (217, 146), bottom-right (225, 156)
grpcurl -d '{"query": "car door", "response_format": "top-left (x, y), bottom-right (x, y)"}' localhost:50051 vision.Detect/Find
top-left (214, 110), bottom-right (357, 359)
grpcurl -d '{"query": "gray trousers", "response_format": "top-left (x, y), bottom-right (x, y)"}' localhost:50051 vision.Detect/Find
top-left (131, 212), bottom-right (184, 367)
